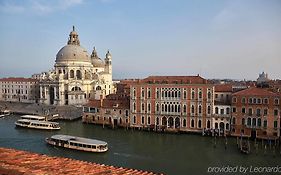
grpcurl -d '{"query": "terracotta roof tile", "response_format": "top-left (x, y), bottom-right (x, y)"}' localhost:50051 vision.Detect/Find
top-left (142, 75), bottom-right (208, 84)
top-left (0, 147), bottom-right (163, 175)
top-left (233, 87), bottom-right (278, 96)
top-left (214, 84), bottom-right (232, 92)
top-left (0, 77), bottom-right (38, 82)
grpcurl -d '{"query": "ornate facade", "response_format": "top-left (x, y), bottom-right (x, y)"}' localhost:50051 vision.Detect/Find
top-left (37, 26), bottom-right (114, 105)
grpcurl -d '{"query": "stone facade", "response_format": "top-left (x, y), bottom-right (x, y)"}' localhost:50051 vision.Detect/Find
top-left (36, 26), bottom-right (115, 106)
top-left (0, 78), bottom-right (39, 103)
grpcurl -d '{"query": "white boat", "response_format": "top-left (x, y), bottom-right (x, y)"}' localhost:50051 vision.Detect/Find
top-left (0, 110), bottom-right (11, 118)
top-left (45, 134), bottom-right (108, 152)
top-left (15, 119), bottom-right (60, 130)
top-left (20, 115), bottom-right (46, 121)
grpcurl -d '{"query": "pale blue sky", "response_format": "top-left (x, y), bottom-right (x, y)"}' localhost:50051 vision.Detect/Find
top-left (0, 0), bottom-right (280, 80)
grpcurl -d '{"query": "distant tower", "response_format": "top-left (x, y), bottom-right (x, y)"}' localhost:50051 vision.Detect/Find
top-left (105, 50), bottom-right (112, 74)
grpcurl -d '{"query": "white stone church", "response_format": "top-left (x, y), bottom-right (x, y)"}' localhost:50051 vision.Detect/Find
top-left (35, 26), bottom-right (115, 105)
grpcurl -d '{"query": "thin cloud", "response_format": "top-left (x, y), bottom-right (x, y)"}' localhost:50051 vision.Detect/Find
top-left (0, 0), bottom-right (84, 15)
top-left (0, 3), bottom-right (25, 14)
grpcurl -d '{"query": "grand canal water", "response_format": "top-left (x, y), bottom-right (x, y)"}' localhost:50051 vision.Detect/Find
top-left (0, 115), bottom-right (280, 175)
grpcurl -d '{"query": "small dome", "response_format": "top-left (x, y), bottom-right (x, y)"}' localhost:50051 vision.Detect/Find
top-left (92, 57), bottom-right (105, 67)
top-left (106, 50), bottom-right (112, 59)
top-left (55, 45), bottom-right (91, 63)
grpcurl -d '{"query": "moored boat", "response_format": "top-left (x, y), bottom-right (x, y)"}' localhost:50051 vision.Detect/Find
top-left (45, 134), bottom-right (108, 152)
top-left (15, 119), bottom-right (60, 130)
top-left (0, 110), bottom-right (11, 118)
top-left (20, 115), bottom-right (46, 121)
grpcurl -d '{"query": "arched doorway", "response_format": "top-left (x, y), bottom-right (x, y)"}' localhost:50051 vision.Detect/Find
top-left (175, 117), bottom-right (180, 129)
top-left (162, 117), bottom-right (167, 126)
top-left (207, 120), bottom-right (211, 129)
top-left (219, 122), bottom-right (225, 131)
top-left (168, 117), bottom-right (174, 128)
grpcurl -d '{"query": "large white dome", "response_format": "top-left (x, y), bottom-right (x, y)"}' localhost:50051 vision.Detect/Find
top-left (55, 44), bottom-right (91, 63)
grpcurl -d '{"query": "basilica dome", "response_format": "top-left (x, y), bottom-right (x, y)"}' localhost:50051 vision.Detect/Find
top-left (55, 26), bottom-right (91, 63)
top-left (55, 45), bottom-right (90, 63)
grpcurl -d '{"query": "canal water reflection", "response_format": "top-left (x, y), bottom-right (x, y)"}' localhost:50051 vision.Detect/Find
top-left (0, 115), bottom-right (280, 175)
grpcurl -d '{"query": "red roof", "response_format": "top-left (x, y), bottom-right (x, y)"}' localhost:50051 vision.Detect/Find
top-left (0, 147), bottom-right (161, 175)
top-left (0, 77), bottom-right (38, 82)
top-left (215, 84), bottom-right (232, 92)
top-left (141, 75), bottom-right (208, 84)
top-left (233, 87), bottom-right (278, 96)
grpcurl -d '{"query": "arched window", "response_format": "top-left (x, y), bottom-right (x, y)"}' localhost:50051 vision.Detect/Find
top-left (198, 91), bottom-right (202, 99)
top-left (162, 117), bottom-right (167, 126)
top-left (263, 120), bottom-right (267, 128)
top-left (191, 119), bottom-right (194, 128)
top-left (198, 120), bottom-right (202, 128)
top-left (96, 86), bottom-right (101, 90)
top-left (156, 104), bottom-right (159, 112)
top-left (198, 105), bottom-right (202, 114)
top-left (70, 70), bottom-right (74, 78)
top-left (161, 104), bottom-right (164, 112)
top-left (257, 118), bottom-right (261, 127)
top-left (192, 91), bottom-right (195, 99)
top-left (191, 105), bottom-right (195, 114)
top-left (215, 107), bottom-right (219, 114)
top-left (247, 118), bottom-right (251, 126)
top-left (183, 91), bottom-right (187, 99)
top-left (133, 103), bottom-right (136, 111)
top-left (171, 105), bottom-right (174, 112)
top-left (242, 118), bottom-right (245, 125)
top-left (183, 105), bottom-right (186, 113)
top-left (148, 103), bottom-right (151, 112)
top-left (147, 117), bottom-right (151, 125)
top-left (141, 116), bottom-right (144, 124)
top-left (207, 120), bottom-right (211, 129)
top-left (207, 106), bottom-right (211, 114)
top-left (133, 116), bottom-right (136, 124)
top-left (208, 92), bottom-right (211, 99)
top-left (76, 70), bottom-right (82, 79)
top-left (156, 117), bottom-right (159, 125)
top-left (183, 119), bottom-right (186, 127)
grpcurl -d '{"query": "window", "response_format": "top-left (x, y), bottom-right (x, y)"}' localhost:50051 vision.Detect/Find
top-left (242, 107), bottom-right (246, 114)
top-left (207, 106), bottom-right (211, 114)
top-left (191, 91), bottom-right (195, 99)
top-left (232, 107), bottom-right (236, 113)
top-left (232, 97), bottom-right (237, 103)
top-left (263, 98), bottom-right (268, 104)
top-left (256, 108), bottom-right (261, 116)
top-left (183, 105), bottom-right (187, 113)
top-left (207, 91), bottom-right (211, 99)
top-left (226, 108), bottom-right (230, 114)
top-left (133, 103), bottom-right (136, 111)
top-left (257, 98), bottom-right (261, 104)
top-left (133, 116), bottom-right (136, 124)
top-left (242, 118), bottom-right (245, 125)
top-left (220, 108), bottom-right (224, 115)
top-left (198, 120), bottom-right (202, 128)
top-left (141, 103), bottom-right (145, 111)
top-left (215, 94), bottom-right (218, 98)
top-left (148, 103), bottom-right (151, 112)
top-left (183, 119), bottom-right (186, 127)
top-left (274, 121), bottom-right (278, 129)
top-left (252, 118), bottom-right (256, 127)
top-left (198, 91), bottom-right (202, 99)
top-left (191, 105), bottom-right (195, 114)
top-left (242, 97), bottom-right (246, 104)
top-left (141, 116), bottom-right (144, 124)
top-left (274, 109), bottom-right (278, 116)
top-left (248, 108), bottom-right (252, 116)
top-left (215, 107), bottom-right (218, 114)
top-left (147, 89), bottom-right (151, 98)
top-left (183, 91), bottom-right (187, 99)
top-left (257, 118), bottom-right (261, 127)
top-left (248, 98), bottom-right (252, 104)
top-left (198, 105), bottom-right (202, 114)
top-left (156, 104), bottom-right (159, 112)
top-left (191, 119), bottom-right (194, 128)
top-left (264, 109), bottom-right (268, 116)
top-left (247, 118), bottom-right (251, 126)
top-left (275, 98), bottom-right (279, 105)
top-left (70, 70), bottom-right (74, 78)
top-left (263, 120), bottom-right (267, 128)
top-left (147, 117), bottom-right (151, 125)
top-left (141, 89), bottom-right (145, 98)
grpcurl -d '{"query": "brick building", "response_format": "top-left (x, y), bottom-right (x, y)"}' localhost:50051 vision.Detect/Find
top-left (130, 75), bottom-right (214, 132)
top-left (231, 87), bottom-right (280, 139)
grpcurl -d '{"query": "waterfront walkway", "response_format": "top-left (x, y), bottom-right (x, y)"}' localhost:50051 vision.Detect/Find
top-left (0, 147), bottom-right (160, 175)
top-left (0, 101), bottom-right (82, 120)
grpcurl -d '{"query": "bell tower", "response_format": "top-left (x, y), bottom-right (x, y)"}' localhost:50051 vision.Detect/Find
top-left (105, 50), bottom-right (112, 74)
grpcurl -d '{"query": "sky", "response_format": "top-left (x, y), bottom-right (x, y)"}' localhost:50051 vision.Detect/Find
top-left (0, 0), bottom-right (280, 80)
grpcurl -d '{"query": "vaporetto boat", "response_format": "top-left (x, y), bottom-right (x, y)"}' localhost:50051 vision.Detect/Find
top-left (15, 119), bottom-right (60, 130)
top-left (20, 115), bottom-right (46, 121)
top-left (45, 134), bottom-right (108, 152)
